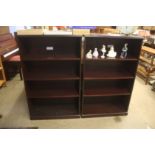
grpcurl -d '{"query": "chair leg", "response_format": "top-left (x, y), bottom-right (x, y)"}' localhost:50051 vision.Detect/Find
top-left (145, 71), bottom-right (150, 85)
top-left (19, 67), bottom-right (23, 80)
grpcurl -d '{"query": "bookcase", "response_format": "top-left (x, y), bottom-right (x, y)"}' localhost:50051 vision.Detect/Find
top-left (82, 35), bottom-right (143, 117)
top-left (16, 33), bottom-right (142, 119)
top-left (16, 35), bottom-right (82, 119)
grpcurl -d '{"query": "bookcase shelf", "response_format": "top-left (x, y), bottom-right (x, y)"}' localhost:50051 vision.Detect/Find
top-left (85, 57), bottom-right (138, 61)
top-left (84, 89), bottom-right (130, 97)
top-left (22, 55), bottom-right (80, 61)
top-left (24, 73), bottom-right (80, 81)
top-left (84, 72), bottom-right (134, 80)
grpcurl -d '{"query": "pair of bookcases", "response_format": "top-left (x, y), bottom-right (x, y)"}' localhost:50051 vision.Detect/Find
top-left (16, 34), bottom-right (142, 119)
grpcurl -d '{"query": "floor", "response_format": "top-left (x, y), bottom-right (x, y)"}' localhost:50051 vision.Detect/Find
top-left (0, 75), bottom-right (155, 129)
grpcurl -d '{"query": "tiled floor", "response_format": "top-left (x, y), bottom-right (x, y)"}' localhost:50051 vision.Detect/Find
top-left (0, 75), bottom-right (155, 128)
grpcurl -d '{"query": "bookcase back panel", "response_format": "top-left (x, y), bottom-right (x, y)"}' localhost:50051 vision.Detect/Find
top-left (29, 98), bottom-right (79, 118)
top-left (83, 96), bottom-right (130, 115)
top-left (84, 79), bottom-right (133, 92)
top-left (23, 61), bottom-right (80, 77)
top-left (25, 81), bottom-right (80, 98)
top-left (84, 61), bottom-right (137, 77)
top-left (19, 36), bottom-right (81, 58)
top-left (85, 36), bottom-right (142, 58)
top-left (26, 81), bottom-right (79, 90)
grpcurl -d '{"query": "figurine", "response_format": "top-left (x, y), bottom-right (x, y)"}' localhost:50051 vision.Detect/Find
top-left (107, 45), bottom-right (117, 58)
top-left (120, 43), bottom-right (128, 58)
top-left (86, 50), bottom-right (93, 59)
top-left (101, 45), bottom-right (106, 59)
top-left (93, 48), bottom-right (99, 58)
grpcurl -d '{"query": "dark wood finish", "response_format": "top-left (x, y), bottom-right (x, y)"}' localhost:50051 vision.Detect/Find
top-left (82, 96), bottom-right (129, 115)
top-left (29, 98), bottom-right (80, 119)
top-left (17, 35), bottom-right (81, 59)
top-left (26, 81), bottom-right (79, 98)
top-left (82, 36), bottom-right (143, 117)
top-left (23, 61), bottom-right (80, 81)
top-left (16, 34), bottom-right (142, 119)
top-left (84, 72), bottom-right (134, 80)
top-left (84, 79), bottom-right (133, 97)
top-left (84, 61), bottom-right (137, 78)
top-left (16, 35), bottom-right (82, 119)
top-left (24, 73), bottom-right (80, 81)
top-left (22, 55), bottom-right (80, 61)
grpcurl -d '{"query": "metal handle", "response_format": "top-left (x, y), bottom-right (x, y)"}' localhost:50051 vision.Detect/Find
top-left (46, 46), bottom-right (54, 51)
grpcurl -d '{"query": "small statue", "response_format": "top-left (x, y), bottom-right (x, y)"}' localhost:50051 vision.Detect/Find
top-left (101, 45), bottom-right (106, 59)
top-left (93, 48), bottom-right (99, 58)
top-left (86, 50), bottom-right (93, 59)
top-left (107, 45), bottom-right (117, 58)
top-left (120, 43), bottom-right (128, 58)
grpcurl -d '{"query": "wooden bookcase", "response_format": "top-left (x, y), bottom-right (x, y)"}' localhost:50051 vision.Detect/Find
top-left (16, 35), bottom-right (82, 119)
top-left (82, 35), bottom-right (143, 117)
top-left (16, 34), bottom-right (142, 119)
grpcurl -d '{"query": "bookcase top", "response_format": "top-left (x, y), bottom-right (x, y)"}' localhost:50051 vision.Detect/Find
top-left (16, 29), bottom-right (143, 40)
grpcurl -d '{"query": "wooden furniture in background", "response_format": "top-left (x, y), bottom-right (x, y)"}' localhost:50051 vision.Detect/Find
top-left (143, 26), bottom-right (155, 31)
top-left (0, 33), bottom-right (22, 80)
top-left (0, 56), bottom-right (6, 87)
top-left (101, 28), bottom-right (119, 34)
top-left (0, 26), bottom-right (9, 35)
top-left (82, 36), bottom-right (142, 117)
top-left (5, 55), bottom-right (23, 80)
top-left (137, 46), bottom-right (155, 84)
top-left (16, 34), bottom-right (82, 119)
top-left (72, 29), bottom-right (90, 35)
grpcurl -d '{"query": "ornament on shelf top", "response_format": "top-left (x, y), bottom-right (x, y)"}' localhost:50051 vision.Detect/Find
top-left (107, 45), bottom-right (117, 58)
top-left (86, 50), bottom-right (93, 59)
top-left (93, 48), bottom-right (99, 58)
top-left (120, 43), bottom-right (128, 59)
top-left (101, 44), bottom-right (106, 59)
